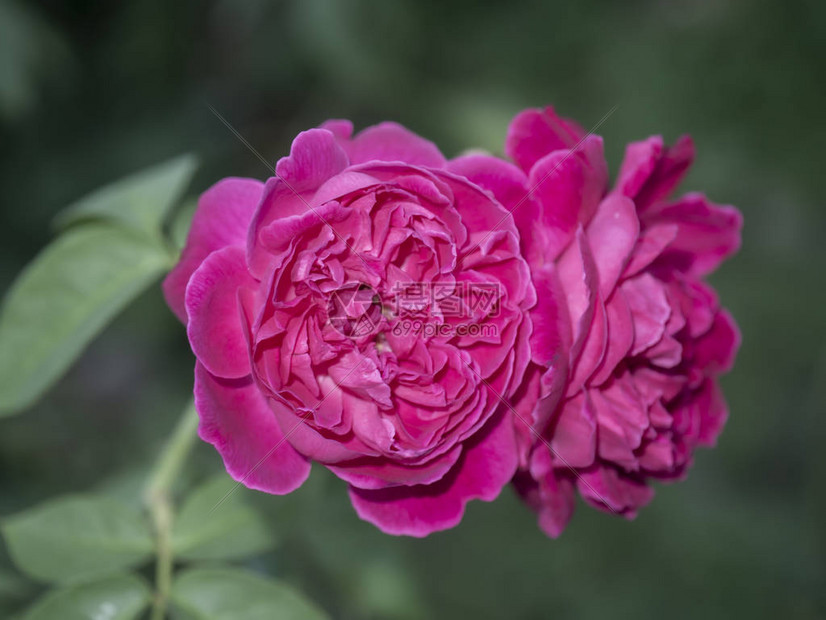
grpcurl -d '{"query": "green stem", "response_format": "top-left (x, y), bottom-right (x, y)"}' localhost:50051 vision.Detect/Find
top-left (144, 401), bottom-right (199, 620)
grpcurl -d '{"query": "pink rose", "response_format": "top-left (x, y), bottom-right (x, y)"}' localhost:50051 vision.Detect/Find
top-left (164, 121), bottom-right (537, 536)
top-left (451, 106), bottom-right (742, 537)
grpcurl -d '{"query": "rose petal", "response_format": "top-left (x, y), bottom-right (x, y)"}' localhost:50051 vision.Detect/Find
top-left (529, 263), bottom-right (571, 367)
top-left (591, 379), bottom-right (648, 470)
top-left (695, 379), bottom-right (729, 446)
top-left (526, 136), bottom-right (607, 259)
top-left (505, 106), bottom-right (584, 173)
top-left (549, 392), bottom-right (597, 468)
top-left (622, 274), bottom-right (671, 356)
top-left (447, 154), bottom-right (528, 211)
top-left (344, 121), bottom-right (446, 167)
top-left (576, 466), bottom-right (654, 516)
top-left (622, 223), bottom-right (678, 278)
top-left (185, 246), bottom-right (256, 379)
top-left (275, 128), bottom-right (349, 193)
top-left (513, 447), bottom-right (576, 538)
top-left (590, 290), bottom-right (634, 386)
top-left (557, 229), bottom-right (602, 376)
top-left (245, 177), bottom-right (321, 278)
top-left (647, 193), bottom-right (743, 277)
top-left (586, 194), bottom-right (640, 298)
top-left (163, 178), bottom-right (263, 322)
top-left (634, 134), bottom-right (695, 211)
top-left (693, 309), bottom-right (741, 375)
top-left (319, 119), bottom-right (354, 141)
top-left (195, 363), bottom-right (311, 494)
top-left (348, 410), bottom-right (518, 537)
top-left (615, 135), bottom-right (664, 198)
top-left (328, 444), bottom-right (463, 490)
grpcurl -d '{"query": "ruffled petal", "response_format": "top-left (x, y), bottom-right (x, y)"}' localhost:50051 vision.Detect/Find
top-left (591, 379), bottom-right (648, 470)
top-left (245, 177), bottom-right (320, 278)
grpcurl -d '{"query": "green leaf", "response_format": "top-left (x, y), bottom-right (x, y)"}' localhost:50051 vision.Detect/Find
top-left (171, 567), bottom-right (329, 620)
top-left (0, 223), bottom-right (171, 415)
top-left (172, 475), bottom-right (277, 562)
top-left (170, 197), bottom-right (198, 252)
top-left (2, 495), bottom-right (154, 584)
top-left (0, 566), bottom-right (36, 608)
top-left (53, 154), bottom-right (199, 234)
top-left (20, 574), bottom-right (151, 620)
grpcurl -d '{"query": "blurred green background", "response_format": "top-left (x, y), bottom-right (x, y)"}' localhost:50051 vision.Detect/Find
top-left (1, 0), bottom-right (825, 618)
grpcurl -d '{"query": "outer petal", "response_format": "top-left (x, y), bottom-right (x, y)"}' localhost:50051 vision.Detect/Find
top-left (634, 135), bottom-right (695, 211)
top-left (549, 392), bottom-right (597, 468)
top-left (694, 378), bottom-right (729, 446)
top-left (244, 129), bottom-right (350, 277)
top-left (535, 472), bottom-right (576, 538)
top-left (692, 308), bottom-right (741, 375)
top-left (194, 363), bottom-right (311, 494)
top-left (577, 466), bottom-right (654, 517)
top-left (163, 178), bottom-right (263, 322)
top-left (527, 136), bottom-right (607, 260)
top-left (447, 154), bottom-right (550, 268)
top-left (327, 444), bottom-right (463, 490)
top-left (185, 246), bottom-right (256, 379)
top-left (513, 447), bottom-right (576, 538)
top-left (647, 193), bottom-right (743, 277)
top-left (318, 119), bottom-right (354, 141)
top-left (615, 136), bottom-right (665, 198)
top-left (344, 121), bottom-right (446, 167)
top-left (274, 128), bottom-right (349, 193)
top-left (447, 154), bottom-right (529, 211)
top-left (505, 106), bottom-right (584, 173)
top-left (348, 409), bottom-right (518, 537)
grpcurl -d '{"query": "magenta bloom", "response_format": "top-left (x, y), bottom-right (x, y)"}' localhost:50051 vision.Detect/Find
top-left (164, 121), bottom-right (536, 536)
top-left (452, 107), bottom-right (742, 537)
